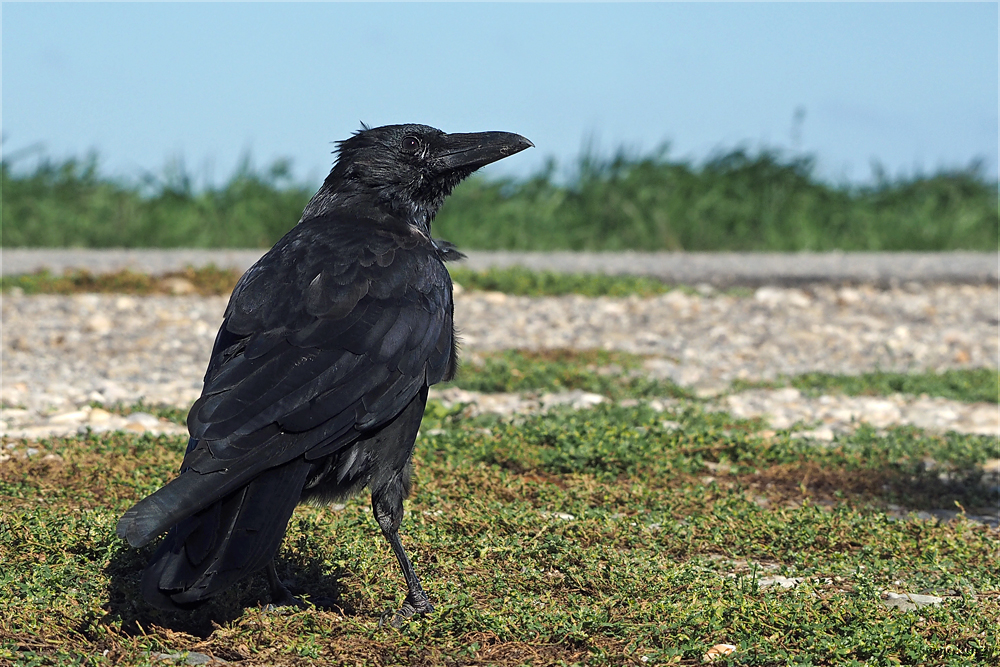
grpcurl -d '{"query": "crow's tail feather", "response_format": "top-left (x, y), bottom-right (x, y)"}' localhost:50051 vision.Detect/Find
top-left (139, 459), bottom-right (313, 610)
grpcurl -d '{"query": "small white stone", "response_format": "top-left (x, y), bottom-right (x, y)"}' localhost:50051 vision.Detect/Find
top-left (481, 291), bottom-right (507, 304)
top-left (84, 314), bottom-right (114, 334)
top-left (758, 575), bottom-right (803, 589)
top-left (160, 277), bottom-right (196, 295)
top-left (124, 412), bottom-right (161, 427)
top-left (792, 428), bottom-right (835, 442)
top-left (88, 408), bottom-right (113, 423)
top-left (882, 592), bottom-right (944, 611)
top-left (47, 410), bottom-right (89, 424)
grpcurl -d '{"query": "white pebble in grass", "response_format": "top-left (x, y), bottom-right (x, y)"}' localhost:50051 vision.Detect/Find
top-left (791, 428), bottom-right (836, 442)
top-left (540, 389), bottom-right (605, 410)
top-left (47, 410), bottom-right (90, 424)
top-left (758, 576), bottom-right (804, 589)
top-left (124, 412), bottom-right (161, 428)
top-left (88, 408), bottom-right (112, 423)
top-left (881, 592), bottom-right (944, 611)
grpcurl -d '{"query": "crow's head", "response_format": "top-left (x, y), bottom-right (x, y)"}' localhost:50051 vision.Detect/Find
top-left (303, 123), bottom-right (532, 231)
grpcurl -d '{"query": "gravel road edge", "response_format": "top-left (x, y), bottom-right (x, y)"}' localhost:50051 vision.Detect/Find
top-left (3, 248), bottom-right (998, 286)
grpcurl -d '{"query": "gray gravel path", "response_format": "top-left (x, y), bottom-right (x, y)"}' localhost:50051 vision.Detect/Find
top-left (4, 248), bottom-right (997, 286)
top-left (3, 284), bottom-right (997, 436)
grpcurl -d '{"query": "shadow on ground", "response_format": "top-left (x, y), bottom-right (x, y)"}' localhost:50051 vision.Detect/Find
top-left (102, 544), bottom-right (351, 638)
top-left (742, 457), bottom-right (999, 526)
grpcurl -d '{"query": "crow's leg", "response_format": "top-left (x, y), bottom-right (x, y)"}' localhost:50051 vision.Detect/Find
top-left (372, 486), bottom-right (433, 627)
top-left (264, 559), bottom-right (304, 610)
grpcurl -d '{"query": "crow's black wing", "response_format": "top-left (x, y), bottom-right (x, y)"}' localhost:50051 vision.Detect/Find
top-left (117, 215), bottom-right (456, 548)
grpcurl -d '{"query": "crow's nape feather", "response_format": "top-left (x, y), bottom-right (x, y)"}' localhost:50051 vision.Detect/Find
top-left (116, 123), bottom-right (531, 615)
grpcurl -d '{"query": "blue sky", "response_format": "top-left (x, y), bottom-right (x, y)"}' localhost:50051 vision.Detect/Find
top-left (3, 2), bottom-right (997, 187)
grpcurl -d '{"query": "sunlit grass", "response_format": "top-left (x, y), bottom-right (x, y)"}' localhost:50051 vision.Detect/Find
top-left (4, 145), bottom-right (996, 250)
top-left (2, 403), bottom-right (996, 666)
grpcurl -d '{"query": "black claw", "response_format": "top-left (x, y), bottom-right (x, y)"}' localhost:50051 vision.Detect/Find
top-left (264, 588), bottom-right (306, 612)
top-left (378, 596), bottom-right (434, 628)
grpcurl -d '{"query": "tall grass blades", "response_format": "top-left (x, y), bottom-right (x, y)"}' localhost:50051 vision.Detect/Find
top-left (3, 146), bottom-right (997, 250)
top-left (2, 152), bottom-right (312, 248)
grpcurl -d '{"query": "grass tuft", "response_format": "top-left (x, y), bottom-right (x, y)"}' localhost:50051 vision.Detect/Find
top-left (1, 266), bottom-right (242, 296)
top-left (449, 266), bottom-right (676, 298)
top-left (732, 368), bottom-right (1000, 404)
top-left (447, 349), bottom-right (691, 399)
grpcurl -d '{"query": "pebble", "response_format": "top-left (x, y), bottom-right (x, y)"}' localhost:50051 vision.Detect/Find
top-left (757, 575), bottom-right (805, 589)
top-left (881, 592), bottom-right (944, 611)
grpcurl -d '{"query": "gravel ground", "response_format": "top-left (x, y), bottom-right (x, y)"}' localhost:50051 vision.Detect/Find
top-left (2, 283), bottom-right (996, 440)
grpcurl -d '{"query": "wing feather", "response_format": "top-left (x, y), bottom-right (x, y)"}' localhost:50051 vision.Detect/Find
top-left (119, 216), bottom-right (457, 549)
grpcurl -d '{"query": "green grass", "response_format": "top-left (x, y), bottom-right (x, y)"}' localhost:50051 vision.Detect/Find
top-left (450, 350), bottom-right (998, 405)
top-left (1, 153), bottom-right (312, 249)
top-left (4, 146), bottom-right (997, 251)
top-left (450, 266), bottom-right (679, 298)
top-left (733, 368), bottom-right (1000, 405)
top-left (447, 349), bottom-right (692, 400)
top-left (2, 403), bottom-right (997, 666)
top-left (0, 266), bottom-right (244, 296)
top-left (1, 266), bottom-right (683, 300)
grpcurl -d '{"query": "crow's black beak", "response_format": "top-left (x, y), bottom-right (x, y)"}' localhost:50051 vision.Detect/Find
top-left (436, 131), bottom-right (534, 172)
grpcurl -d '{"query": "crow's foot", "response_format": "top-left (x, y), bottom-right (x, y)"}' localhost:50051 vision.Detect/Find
top-left (263, 584), bottom-right (306, 613)
top-left (379, 596), bottom-right (434, 628)
top-left (264, 564), bottom-right (306, 612)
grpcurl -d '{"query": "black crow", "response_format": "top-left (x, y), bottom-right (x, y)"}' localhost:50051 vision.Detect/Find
top-left (117, 123), bottom-right (532, 622)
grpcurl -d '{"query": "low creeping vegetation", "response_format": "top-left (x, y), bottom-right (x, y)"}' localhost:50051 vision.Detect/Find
top-left (2, 402), bottom-right (997, 666)
top-left (0, 267), bottom-right (687, 300)
top-left (446, 350), bottom-right (998, 405)
top-left (449, 267), bottom-right (678, 298)
top-left (0, 267), bottom-right (243, 297)
top-left (731, 368), bottom-right (999, 405)
top-left (446, 349), bottom-right (691, 400)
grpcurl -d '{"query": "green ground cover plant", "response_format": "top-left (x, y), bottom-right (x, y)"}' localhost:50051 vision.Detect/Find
top-left (782, 369), bottom-right (999, 404)
top-left (447, 349), bottom-right (691, 399)
top-left (2, 403), bottom-right (997, 666)
top-left (731, 368), bottom-right (1000, 405)
top-left (0, 267), bottom-right (243, 297)
top-left (449, 267), bottom-right (677, 298)
top-left (4, 146), bottom-right (997, 251)
top-left (0, 267), bottom-right (681, 299)
top-left (448, 351), bottom-right (999, 405)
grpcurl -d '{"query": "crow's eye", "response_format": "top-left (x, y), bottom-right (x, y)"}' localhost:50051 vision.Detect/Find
top-left (401, 136), bottom-right (420, 154)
